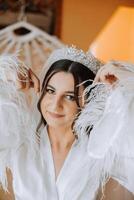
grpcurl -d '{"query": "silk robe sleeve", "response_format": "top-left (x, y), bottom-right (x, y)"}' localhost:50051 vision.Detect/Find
top-left (75, 78), bottom-right (134, 198)
top-left (0, 54), bottom-right (38, 191)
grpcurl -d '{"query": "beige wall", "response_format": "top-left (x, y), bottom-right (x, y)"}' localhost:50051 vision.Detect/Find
top-left (60, 0), bottom-right (134, 51)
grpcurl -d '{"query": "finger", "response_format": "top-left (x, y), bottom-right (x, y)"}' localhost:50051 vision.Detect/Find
top-left (94, 66), bottom-right (114, 84)
top-left (17, 72), bottom-right (27, 90)
top-left (29, 69), bottom-right (40, 93)
top-left (25, 76), bottom-right (31, 90)
top-left (105, 74), bottom-right (118, 84)
top-left (93, 69), bottom-right (102, 83)
top-left (29, 80), bottom-right (34, 88)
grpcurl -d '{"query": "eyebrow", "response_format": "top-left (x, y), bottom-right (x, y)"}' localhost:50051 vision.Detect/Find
top-left (47, 84), bottom-right (75, 94)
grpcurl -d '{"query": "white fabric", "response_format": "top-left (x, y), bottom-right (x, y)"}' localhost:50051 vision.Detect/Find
top-left (10, 126), bottom-right (134, 200)
top-left (0, 80), bottom-right (134, 199)
top-left (11, 127), bottom-right (96, 200)
top-left (0, 55), bottom-right (134, 199)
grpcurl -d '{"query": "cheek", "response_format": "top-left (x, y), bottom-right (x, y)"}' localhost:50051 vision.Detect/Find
top-left (66, 103), bottom-right (79, 117)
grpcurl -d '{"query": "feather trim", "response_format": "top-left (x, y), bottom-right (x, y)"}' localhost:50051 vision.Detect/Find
top-left (0, 54), bottom-right (38, 191)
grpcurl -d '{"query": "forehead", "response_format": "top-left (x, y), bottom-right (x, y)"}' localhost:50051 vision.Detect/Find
top-left (47, 72), bottom-right (75, 91)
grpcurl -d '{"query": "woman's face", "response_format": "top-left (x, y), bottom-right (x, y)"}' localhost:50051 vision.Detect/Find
top-left (41, 72), bottom-right (80, 129)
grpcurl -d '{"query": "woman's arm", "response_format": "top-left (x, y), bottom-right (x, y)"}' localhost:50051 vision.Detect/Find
top-left (0, 55), bottom-right (40, 192)
top-left (0, 54), bottom-right (40, 94)
top-left (97, 178), bottom-right (134, 200)
top-left (94, 61), bottom-right (134, 84)
top-left (0, 169), bottom-right (15, 200)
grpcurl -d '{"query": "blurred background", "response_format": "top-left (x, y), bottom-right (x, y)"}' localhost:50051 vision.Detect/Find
top-left (0, 0), bottom-right (134, 72)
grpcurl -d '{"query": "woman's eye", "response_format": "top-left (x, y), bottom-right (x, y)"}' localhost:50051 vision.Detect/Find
top-left (65, 95), bottom-right (75, 101)
top-left (46, 88), bottom-right (55, 94)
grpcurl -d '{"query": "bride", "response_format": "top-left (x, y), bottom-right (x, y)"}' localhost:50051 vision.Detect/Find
top-left (0, 46), bottom-right (134, 200)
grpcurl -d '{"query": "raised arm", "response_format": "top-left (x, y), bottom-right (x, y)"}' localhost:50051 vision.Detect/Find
top-left (75, 60), bottom-right (134, 199)
top-left (94, 60), bottom-right (134, 85)
top-left (0, 54), bottom-right (39, 191)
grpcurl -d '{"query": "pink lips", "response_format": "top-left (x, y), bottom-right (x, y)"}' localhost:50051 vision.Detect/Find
top-left (48, 111), bottom-right (65, 118)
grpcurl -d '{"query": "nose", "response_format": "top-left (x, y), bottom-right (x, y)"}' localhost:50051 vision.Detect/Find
top-left (51, 95), bottom-right (63, 110)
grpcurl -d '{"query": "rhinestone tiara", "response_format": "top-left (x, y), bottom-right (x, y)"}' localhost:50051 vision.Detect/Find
top-left (44, 46), bottom-right (103, 74)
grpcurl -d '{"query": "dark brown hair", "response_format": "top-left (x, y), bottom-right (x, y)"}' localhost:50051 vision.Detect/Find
top-left (37, 59), bottom-right (95, 133)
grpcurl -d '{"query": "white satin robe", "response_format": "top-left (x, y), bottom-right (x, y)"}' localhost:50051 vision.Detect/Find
top-left (11, 126), bottom-right (134, 200)
top-left (0, 81), bottom-right (134, 200)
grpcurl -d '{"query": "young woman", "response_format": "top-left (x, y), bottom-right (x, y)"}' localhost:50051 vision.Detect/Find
top-left (0, 47), bottom-right (97, 200)
top-left (0, 47), bottom-right (134, 200)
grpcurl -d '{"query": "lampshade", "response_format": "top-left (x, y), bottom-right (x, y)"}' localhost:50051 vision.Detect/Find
top-left (89, 6), bottom-right (134, 62)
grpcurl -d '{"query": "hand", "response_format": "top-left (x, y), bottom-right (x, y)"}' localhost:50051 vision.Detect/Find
top-left (94, 61), bottom-right (134, 85)
top-left (17, 68), bottom-right (40, 94)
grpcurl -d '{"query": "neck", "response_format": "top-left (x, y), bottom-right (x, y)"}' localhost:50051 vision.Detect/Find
top-left (47, 125), bottom-right (75, 149)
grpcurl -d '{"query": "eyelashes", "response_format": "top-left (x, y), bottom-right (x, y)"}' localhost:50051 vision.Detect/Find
top-left (46, 87), bottom-right (75, 102)
top-left (46, 88), bottom-right (55, 94)
top-left (65, 95), bottom-right (75, 101)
